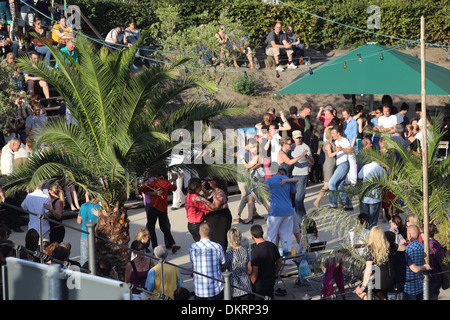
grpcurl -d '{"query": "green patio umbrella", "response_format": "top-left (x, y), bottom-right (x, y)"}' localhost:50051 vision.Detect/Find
top-left (277, 43), bottom-right (450, 95)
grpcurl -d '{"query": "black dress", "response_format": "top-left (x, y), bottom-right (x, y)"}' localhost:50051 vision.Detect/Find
top-left (49, 198), bottom-right (65, 243)
top-left (205, 197), bottom-right (232, 253)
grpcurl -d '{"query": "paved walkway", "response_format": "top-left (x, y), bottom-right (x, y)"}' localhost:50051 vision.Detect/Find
top-left (7, 181), bottom-right (450, 300)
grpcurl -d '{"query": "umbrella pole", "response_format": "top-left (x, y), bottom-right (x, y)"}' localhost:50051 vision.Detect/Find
top-left (420, 16), bottom-right (430, 301)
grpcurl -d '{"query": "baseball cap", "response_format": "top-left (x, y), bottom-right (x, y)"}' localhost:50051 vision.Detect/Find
top-left (292, 130), bottom-right (303, 138)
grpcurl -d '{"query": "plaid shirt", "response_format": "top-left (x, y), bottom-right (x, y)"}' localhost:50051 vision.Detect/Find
top-left (189, 238), bottom-right (225, 298)
top-left (405, 240), bottom-right (425, 295)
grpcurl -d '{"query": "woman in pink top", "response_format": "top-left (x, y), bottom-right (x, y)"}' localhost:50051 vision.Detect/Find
top-left (317, 105), bottom-right (335, 130)
top-left (124, 240), bottom-right (154, 300)
top-left (185, 177), bottom-right (213, 242)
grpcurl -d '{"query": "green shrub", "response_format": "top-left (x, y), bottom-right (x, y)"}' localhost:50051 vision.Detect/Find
top-left (232, 74), bottom-right (259, 96)
top-left (68, 0), bottom-right (448, 53)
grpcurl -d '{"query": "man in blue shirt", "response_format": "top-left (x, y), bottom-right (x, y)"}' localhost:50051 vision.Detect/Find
top-left (77, 197), bottom-right (101, 267)
top-left (404, 225), bottom-right (431, 300)
top-left (342, 107), bottom-right (358, 185)
top-left (263, 168), bottom-right (297, 246)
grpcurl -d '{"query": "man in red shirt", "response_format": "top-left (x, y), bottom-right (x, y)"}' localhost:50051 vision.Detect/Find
top-left (140, 173), bottom-right (180, 253)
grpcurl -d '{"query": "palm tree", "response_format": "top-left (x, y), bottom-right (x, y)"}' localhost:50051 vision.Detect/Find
top-left (357, 115), bottom-right (450, 249)
top-left (3, 35), bottom-right (244, 279)
top-left (303, 115), bottom-right (450, 280)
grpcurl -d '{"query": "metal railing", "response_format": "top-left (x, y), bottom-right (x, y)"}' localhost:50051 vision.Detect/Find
top-left (1, 201), bottom-right (269, 300)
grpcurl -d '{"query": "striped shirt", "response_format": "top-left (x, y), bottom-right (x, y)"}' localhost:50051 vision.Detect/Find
top-left (189, 238), bottom-right (225, 298)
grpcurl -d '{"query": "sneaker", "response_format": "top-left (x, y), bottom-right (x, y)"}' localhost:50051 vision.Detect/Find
top-left (287, 63), bottom-right (297, 69)
top-left (276, 65), bottom-right (284, 72)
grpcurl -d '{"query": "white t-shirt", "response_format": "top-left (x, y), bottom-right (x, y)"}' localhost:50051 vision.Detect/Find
top-left (335, 137), bottom-right (350, 165)
top-left (105, 28), bottom-right (124, 44)
top-left (291, 143), bottom-right (312, 176)
top-left (378, 115), bottom-right (397, 131)
top-left (22, 189), bottom-right (52, 236)
top-left (270, 133), bottom-right (281, 163)
top-left (357, 161), bottom-right (386, 203)
top-left (0, 144), bottom-right (14, 176)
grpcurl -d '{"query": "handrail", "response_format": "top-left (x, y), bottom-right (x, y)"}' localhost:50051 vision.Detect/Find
top-left (1, 201), bottom-right (268, 300)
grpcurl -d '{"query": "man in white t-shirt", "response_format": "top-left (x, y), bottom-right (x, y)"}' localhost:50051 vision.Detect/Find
top-left (105, 23), bottom-right (125, 48)
top-left (328, 126), bottom-right (353, 210)
top-left (377, 105), bottom-right (398, 136)
top-left (358, 161), bottom-right (386, 228)
top-left (21, 182), bottom-right (52, 241)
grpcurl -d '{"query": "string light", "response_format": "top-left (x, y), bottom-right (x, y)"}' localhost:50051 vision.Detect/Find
top-left (276, 71), bottom-right (280, 78)
top-left (343, 61), bottom-right (347, 69)
top-left (185, 66), bottom-right (189, 73)
top-left (244, 71), bottom-right (248, 79)
top-left (309, 67), bottom-right (313, 75)
top-left (380, 52), bottom-right (384, 60)
top-left (357, 54), bottom-right (362, 63)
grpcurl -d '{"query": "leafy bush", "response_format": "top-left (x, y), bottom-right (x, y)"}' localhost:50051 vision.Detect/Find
top-left (68, 0), bottom-right (448, 55)
top-left (232, 74), bottom-right (259, 96)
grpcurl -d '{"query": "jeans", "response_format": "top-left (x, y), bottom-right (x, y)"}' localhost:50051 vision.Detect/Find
top-left (403, 292), bottom-right (423, 300)
top-left (360, 202), bottom-right (381, 229)
top-left (80, 237), bottom-right (88, 267)
top-left (188, 222), bottom-right (201, 242)
top-left (35, 45), bottom-right (55, 65)
top-left (293, 175), bottom-right (309, 225)
top-left (328, 161), bottom-right (352, 208)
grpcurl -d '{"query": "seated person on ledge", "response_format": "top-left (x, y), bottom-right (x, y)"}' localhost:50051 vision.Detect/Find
top-left (285, 25), bottom-right (305, 65)
top-left (52, 15), bottom-right (73, 49)
top-left (265, 22), bottom-right (296, 72)
top-left (230, 29), bottom-right (255, 69)
top-left (24, 51), bottom-right (51, 108)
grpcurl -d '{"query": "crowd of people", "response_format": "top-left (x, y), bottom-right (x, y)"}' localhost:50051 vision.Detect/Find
top-left (1, 92), bottom-right (449, 300)
top-left (0, 3), bottom-right (449, 299)
top-left (126, 96), bottom-right (446, 300)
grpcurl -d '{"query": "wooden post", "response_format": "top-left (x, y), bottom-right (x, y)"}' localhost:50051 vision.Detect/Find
top-left (420, 16), bottom-right (430, 300)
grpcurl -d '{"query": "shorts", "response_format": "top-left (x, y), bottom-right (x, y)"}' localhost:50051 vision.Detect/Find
top-left (18, 11), bottom-right (34, 27)
top-left (0, 2), bottom-right (11, 23)
top-left (266, 46), bottom-right (294, 58)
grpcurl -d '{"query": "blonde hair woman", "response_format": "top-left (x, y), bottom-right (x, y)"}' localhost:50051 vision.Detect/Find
top-left (354, 226), bottom-right (396, 300)
top-left (225, 228), bottom-right (252, 300)
top-left (405, 213), bottom-right (421, 228)
top-left (131, 228), bottom-right (150, 260)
